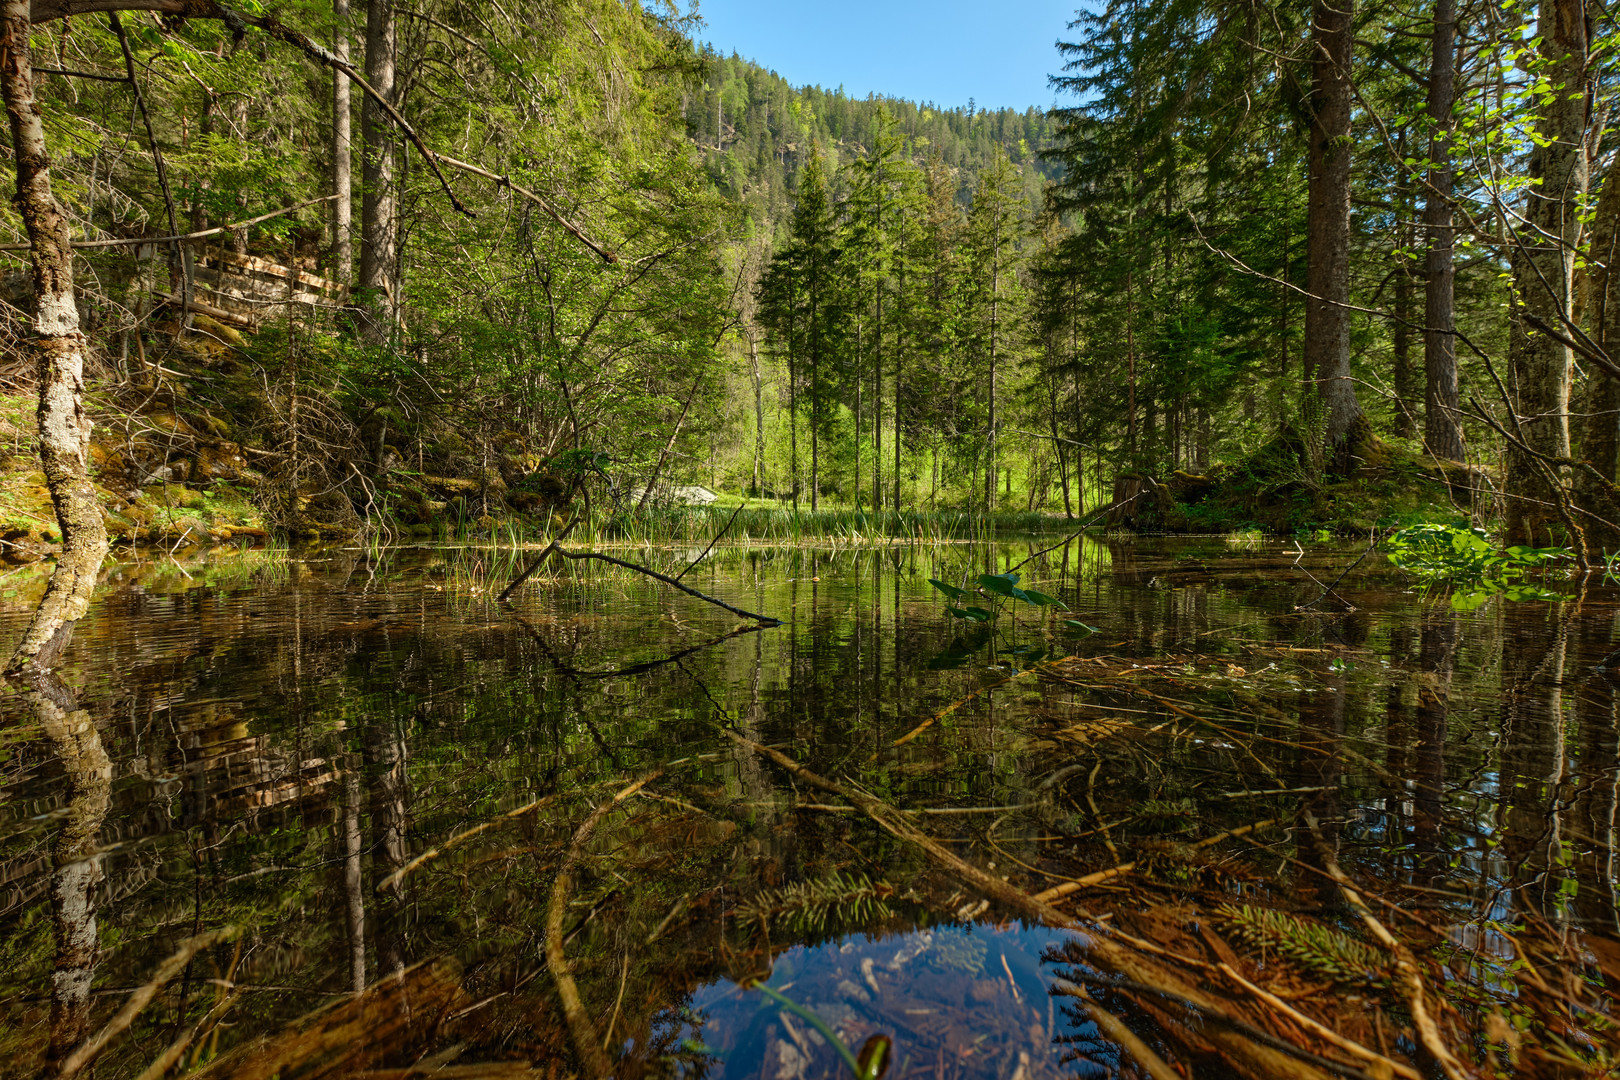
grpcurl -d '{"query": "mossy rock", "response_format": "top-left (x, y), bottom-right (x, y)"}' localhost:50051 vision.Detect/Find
top-left (158, 515), bottom-right (208, 543)
top-left (147, 484), bottom-right (207, 509)
top-left (190, 314), bottom-right (246, 346)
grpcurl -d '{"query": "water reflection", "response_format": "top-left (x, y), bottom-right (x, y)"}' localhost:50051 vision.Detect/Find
top-left (20, 667), bottom-right (112, 1072)
top-left (0, 538), bottom-right (1613, 1078)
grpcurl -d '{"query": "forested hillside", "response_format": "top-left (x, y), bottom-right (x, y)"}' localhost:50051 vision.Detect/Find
top-left (683, 50), bottom-right (1058, 234)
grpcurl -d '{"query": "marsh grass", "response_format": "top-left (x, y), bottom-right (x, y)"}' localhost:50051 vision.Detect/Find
top-left (430, 507), bottom-right (1083, 549)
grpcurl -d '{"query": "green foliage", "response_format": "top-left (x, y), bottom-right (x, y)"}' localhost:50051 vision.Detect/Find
top-left (1386, 523), bottom-right (1569, 609)
top-left (1216, 903), bottom-right (1391, 986)
top-left (928, 570), bottom-right (1068, 625)
top-left (744, 870), bottom-right (897, 934)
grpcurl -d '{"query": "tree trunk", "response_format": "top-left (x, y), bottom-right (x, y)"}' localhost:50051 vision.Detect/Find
top-left (986, 246), bottom-right (999, 514)
top-left (1392, 151), bottom-right (1416, 440)
top-left (750, 331), bottom-right (763, 498)
top-left (1, 1), bottom-right (110, 674)
top-left (332, 0), bottom-right (354, 285)
top-left (1423, 0), bottom-right (1464, 461)
top-left (359, 0), bottom-right (398, 341)
top-left (1575, 154), bottom-right (1620, 547)
top-left (27, 669), bottom-right (110, 1071)
top-left (1505, 0), bottom-right (1590, 545)
top-left (1306, 0), bottom-right (1362, 468)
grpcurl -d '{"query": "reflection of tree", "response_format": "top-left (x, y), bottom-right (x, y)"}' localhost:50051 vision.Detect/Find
top-left (368, 717), bottom-right (412, 981)
top-left (18, 667), bottom-right (111, 1071)
top-left (1571, 624), bottom-right (1620, 933)
top-left (1497, 610), bottom-right (1569, 916)
top-left (1412, 613), bottom-right (1456, 885)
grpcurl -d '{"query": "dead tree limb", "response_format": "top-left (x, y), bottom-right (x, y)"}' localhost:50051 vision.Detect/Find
top-left (546, 771), bottom-right (662, 1080)
top-left (723, 732), bottom-right (1337, 1080)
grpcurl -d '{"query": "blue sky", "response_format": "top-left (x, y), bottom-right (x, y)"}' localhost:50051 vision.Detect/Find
top-left (691, 1), bottom-right (1081, 113)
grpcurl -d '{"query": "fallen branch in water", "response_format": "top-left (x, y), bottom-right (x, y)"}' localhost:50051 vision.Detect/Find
top-left (1030, 818), bottom-right (1280, 904)
top-left (722, 731), bottom-right (1339, 1080)
top-left (546, 771), bottom-right (663, 1080)
top-left (1056, 983), bottom-right (1183, 1080)
top-left (1304, 813), bottom-right (1472, 1080)
top-left (498, 520), bottom-right (780, 624)
top-left (60, 927), bottom-right (238, 1078)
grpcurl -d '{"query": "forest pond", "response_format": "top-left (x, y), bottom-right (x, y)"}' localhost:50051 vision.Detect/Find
top-left (1, 536), bottom-right (1615, 1079)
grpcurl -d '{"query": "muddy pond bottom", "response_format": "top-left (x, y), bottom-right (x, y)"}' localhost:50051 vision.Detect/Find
top-left (672, 924), bottom-right (1080, 1080)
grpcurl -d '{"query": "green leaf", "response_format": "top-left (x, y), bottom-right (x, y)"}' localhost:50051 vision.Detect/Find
top-left (1063, 619), bottom-right (1099, 634)
top-left (959, 606), bottom-right (994, 622)
top-left (1020, 589), bottom-right (1068, 609)
top-left (928, 578), bottom-right (968, 600)
top-left (977, 573), bottom-right (1028, 601)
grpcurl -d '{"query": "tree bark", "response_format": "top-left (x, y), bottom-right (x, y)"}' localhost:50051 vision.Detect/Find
top-left (1505, 0), bottom-right (1590, 544)
top-left (1305, 0), bottom-right (1362, 467)
top-left (1423, 0), bottom-right (1464, 461)
top-left (359, 0), bottom-right (397, 341)
top-left (1575, 154), bottom-right (1620, 547)
top-left (332, 0), bottom-right (353, 285)
top-left (1, 0), bottom-right (110, 674)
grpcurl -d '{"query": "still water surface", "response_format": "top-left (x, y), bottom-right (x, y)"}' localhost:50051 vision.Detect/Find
top-left (0, 537), bottom-right (1614, 1078)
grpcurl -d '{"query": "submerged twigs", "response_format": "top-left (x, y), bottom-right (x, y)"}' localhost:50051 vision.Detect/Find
top-left (1303, 813), bottom-right (1472, 1080)
top-left (1031, 818), bottom-right (1280, 904)
top-left (1216, 963), bottom-right (1422, 1080)
top-left (1055, 984), bottom-right (1184, 1080)
top-left (60, 927), bottom-right (239, 1078)
top-left (883, 660), bottom-right (1063, 756)
top-left (376, 781), bottom-right (616, 893)
top-left (724, 732), bottom-right (1338, 1080)
top-left (546, 771), bottom-right (663, 1080)
top-left (498, 522), bottom-right (780, 624)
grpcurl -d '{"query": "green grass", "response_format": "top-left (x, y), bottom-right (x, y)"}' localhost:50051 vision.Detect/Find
top-left (428, 506), bottom-right (1088, 547)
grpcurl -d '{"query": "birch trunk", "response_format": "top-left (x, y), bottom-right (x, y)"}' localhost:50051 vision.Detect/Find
top-left (1, 1), bottom-right (109, 674)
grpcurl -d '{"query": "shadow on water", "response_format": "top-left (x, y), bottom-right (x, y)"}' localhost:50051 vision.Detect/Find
top-left (0, 536), bottom-right (1615, 1078)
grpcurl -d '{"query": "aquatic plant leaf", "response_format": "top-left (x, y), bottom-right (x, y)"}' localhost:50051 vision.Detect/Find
top-left (928, 578), bottom-right (969, 600)
top-left (857, 1034), bottom-right (893, 1080)
top-left (1020, 589), bottom-right (1067, 609)
top-left (1063, 619), bottom-right (1099, 634)
top-left (977, 573), bottom-right (1029, 601)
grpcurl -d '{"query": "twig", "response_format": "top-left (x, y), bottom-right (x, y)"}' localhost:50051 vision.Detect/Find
top-left (674, 503), bottom-right (743, 582)
top-left (546, 772), bottom-right (662, 1080)
top-left (0, 196), bottom-right (339, 251)
top-left (1057, 984), bottom-right (1184, 1080)
top-left (495, 518), bottom-right (580, 602)
top-left (59, 927), bottom-right (238, 1078)
top-left (1302, 813), bottom-right (1471, 1080)
top-left (506, 538), bottom-right (781, 624)
top-left (1291, 539), bottom-right (1373, 611)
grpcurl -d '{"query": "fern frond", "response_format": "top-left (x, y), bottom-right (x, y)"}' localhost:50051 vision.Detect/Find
top-left (744, 871), bottom-right (896, 933)
top-left (1216, 903), bottom-right (1390, 985)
